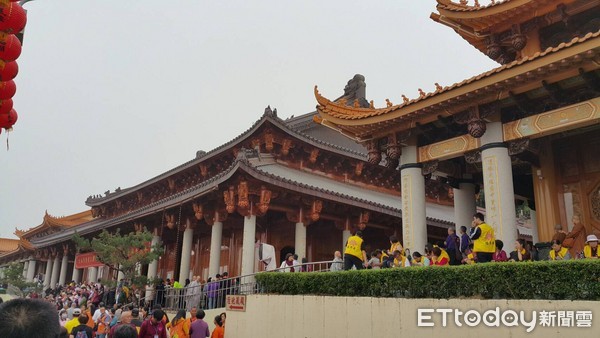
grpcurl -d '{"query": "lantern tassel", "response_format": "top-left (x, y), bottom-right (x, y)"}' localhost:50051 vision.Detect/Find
top-left (5, 127), bottom-right (9, 151)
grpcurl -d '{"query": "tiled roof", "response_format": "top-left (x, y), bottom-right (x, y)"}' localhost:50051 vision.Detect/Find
top-left (0, 238), bottom-right (20, 252)
top-left (436, 0), bottom-right (520, 12)
top-left (86, 110), bottom-right (367, 206)
top-left (316, 30), bottom-right (600, 122)
top-left (15, 210), bottom-right (93, 240)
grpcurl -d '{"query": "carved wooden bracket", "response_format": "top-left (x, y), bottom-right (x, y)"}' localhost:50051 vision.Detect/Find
top-left (237, 181), bottom-right (250, 209)
top-left (354, 162), bottom-right (364, 176)
top-left (199, 164), bottom-right (209, 177)
top-left (454, 106), bottom-right (487, 138)
top-left (264, 131), bottom-right (274, 152)
top-left (309, 200), bottom-right (323, 222)
top-left (386, 134), bottom-right (401, 160)
top-left (281, 139), bottom-right (293, 156)
top-left (464, 150), bottom-right (482, 164)
top-left (309, 149), bottom-right (320, 164)
top-left (422, 160), bottom-right (439, 176)
top-left (133, 222), bottom-right (144, 233)
top-left (167, 178), bottom-right (176, 191)
top-left (224, 186), bottom-right (236, 214)
top-left (358, 211), bottom-right (370, 230)
top-left (192, 203), bottom-right (204, 220)
top-left (91, 206), bottom-right (102, 218)
top-left (62, 244), bottom-right (69, 255)
top-left (366, 139), bottom-right (382, 165)
top-left (508, 138), bottom-right (530, 156)
top-left (165, 214), bottom-right (175, 229)
top-left (256, 186), bottom-right (272, 215)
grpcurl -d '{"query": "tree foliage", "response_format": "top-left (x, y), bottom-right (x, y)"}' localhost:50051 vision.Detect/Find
top-left (0, 262), bottom-right (36, 294)
top-left (72, 228), bottom-right (164, 287)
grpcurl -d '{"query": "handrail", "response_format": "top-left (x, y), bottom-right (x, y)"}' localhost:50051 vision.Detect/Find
top-left (148, 260), bottom-right (337, 311)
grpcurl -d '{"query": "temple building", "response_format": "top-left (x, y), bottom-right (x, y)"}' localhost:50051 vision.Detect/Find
top-left (0, 95), bottom-right (459, 285)
top-left (314, 0), bottom-right (600, 254)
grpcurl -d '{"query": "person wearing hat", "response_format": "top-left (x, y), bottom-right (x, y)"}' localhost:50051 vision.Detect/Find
top-left (64, 308), bottom-right (82, 334)
top-left (583, 235), bottom-right (599, 259)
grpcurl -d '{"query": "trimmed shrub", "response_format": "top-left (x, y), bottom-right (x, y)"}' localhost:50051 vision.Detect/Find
top-left (255, 260), bottom-right (600, 300)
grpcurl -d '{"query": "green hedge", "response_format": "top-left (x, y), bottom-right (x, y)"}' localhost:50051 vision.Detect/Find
top-left (255, 260), bottom-right (600, 300)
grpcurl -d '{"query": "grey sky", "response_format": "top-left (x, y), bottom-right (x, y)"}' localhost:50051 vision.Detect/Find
top-left (0, 0), bottom-right (497, 238)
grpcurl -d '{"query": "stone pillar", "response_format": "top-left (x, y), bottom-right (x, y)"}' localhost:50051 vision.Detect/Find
top-left (530, 210), bottom-right (539, 244)
top-left (26, 259), bottom-right (36, 282)
top-left (179, 220), bottom-right (194, 283)
top-left (209, 219), bottom-right (223, 279)
top-left (72, 267), bottom-right (81, 284)
top-left (295, 222), bottom-right (306, 261)
top-left (145, 231), bottom-right (161, 300)
top-left (400, 142), bottom-right (427, 253)
top-left (241, 214), bottom-right (257, 277)
top-left (481, 121), bottom-right (518, 249)
top-left (88, 267), bottom-right (98, 283)
top-left (50, 255), bottom-right (60, 287)
top-left (117, 264), bottom-right (125, 282)
top-left (342, 217), bottom-right (352, 251)
top-left (453, 182), bottom-right (477, 231)
top-left (58, 254), bottom-right (68, 286)
top-left (22, 261), bottom-right (27, 278)
top-left (43, 259), bottom-right (53, 288)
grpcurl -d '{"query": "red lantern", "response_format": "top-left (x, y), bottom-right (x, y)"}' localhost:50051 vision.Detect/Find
top-left (0, 80), bottom-right (15, 99)
top-left (0, 97), bottom-right (12, 114)
top-left (0, 60), bottom-right (16, 80)
top-left (0, 3), bottom-right (26, 33)
top-left (0, 108), bottom-right (17, 128)
top-left (0, 34), bottom-right (21, 61)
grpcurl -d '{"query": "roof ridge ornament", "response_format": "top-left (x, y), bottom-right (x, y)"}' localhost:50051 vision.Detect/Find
top-left (263, 105), bottom-right (277, 118)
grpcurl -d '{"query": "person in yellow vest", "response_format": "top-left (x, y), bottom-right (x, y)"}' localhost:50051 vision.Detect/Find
top-left (469, 212), bottom-right (496, 263)
top-left (432, 247), bottom-right (449, 266)
top-left (549, 239), bottom-right (571, 260)
top-left (386, 235), bottom-right (403, 257)
top-left (344, 231), bottom-right (368, 270)
top-left (432, 244), bottom-right (450, 264)
top-left (392, 250), bottom-right (411, 267)
top-left (583, 234), bottom-right (599, 259)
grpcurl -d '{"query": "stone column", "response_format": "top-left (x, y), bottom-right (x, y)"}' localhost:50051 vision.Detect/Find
top-left (26, 259), bottom-right (36, 282)
top-left (22, 261), bottom-right (27, 278)
top-left (295, 222), bottom-right (306, 261)
top-left (72, 267), bottom-right (81, 284)
top-left (117, 264), bottom-right (125, 282)
top-left (209, 218), bottom-right (223, 279)
top-left (400, 142), bottom-right (427, 253)
top-left (43, 259), bottom-right (53, 287)
top-left (50, 255), bottom-right (60, 287)
top-left (342, 218), bottom-right (351, 250)
top-left (58, 254), bottom-right (68, 286)
top-left (530, 210), bottom-right (539, 244)
top-left (88, 267), bottom-right (98, 283)
top-left (481, 121), bottom-right (518, 249)
top-left (453, 181), bottom-right (477, 231)
top-left (145, 231), bottom-right (161, 300)
top-left (241, 214), bottom-right (257, 277)
top-left (179, 220), bottom-right (194, 283)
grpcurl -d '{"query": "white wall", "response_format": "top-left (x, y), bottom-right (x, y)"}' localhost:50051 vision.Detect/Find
top-left (224, 295), bottom-right (600, 338)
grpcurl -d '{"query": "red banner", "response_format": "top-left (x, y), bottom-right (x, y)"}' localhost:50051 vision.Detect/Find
top-left (74, 252), bottom-right (104, 269)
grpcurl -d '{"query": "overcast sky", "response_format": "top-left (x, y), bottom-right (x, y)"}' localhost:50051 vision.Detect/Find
top-left (0, 0), bottom-right (497, 239)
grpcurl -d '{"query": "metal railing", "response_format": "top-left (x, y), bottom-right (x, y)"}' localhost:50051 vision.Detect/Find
top-left (145, 260), bottom-right (336, 311)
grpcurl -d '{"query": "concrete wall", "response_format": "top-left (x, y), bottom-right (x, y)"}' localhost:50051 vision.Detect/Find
top-left (225, 295), bottom-right (600, 338)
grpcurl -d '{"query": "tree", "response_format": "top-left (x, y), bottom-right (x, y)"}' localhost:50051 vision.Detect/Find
top-left (72, 228), bottom-right (164, 287)
top-left (0, 262), bottom-right (36, 296)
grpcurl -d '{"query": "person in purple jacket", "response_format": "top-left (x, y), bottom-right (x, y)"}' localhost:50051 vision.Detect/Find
top-left (207, 276), bottom-right (219, 309)
top-left (190, 309), bottom-right (210, 338)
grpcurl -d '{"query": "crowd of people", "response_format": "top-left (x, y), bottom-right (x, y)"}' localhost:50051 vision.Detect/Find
top-left (0, 273), bottom-right (233, 338)
top-left (334, 212), bottom-right (600, 270)
top-left (0, 292), bottom-right (227, 338)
